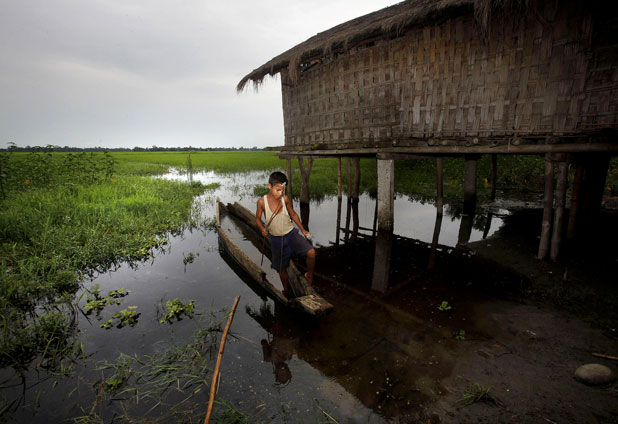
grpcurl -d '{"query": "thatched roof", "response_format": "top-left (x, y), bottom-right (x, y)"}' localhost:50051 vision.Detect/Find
top-left (237, 0), bottom-right (477, 92)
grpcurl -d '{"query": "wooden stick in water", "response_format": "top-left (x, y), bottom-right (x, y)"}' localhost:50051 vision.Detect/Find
top-left (203, 295), bottom-right (241, 424)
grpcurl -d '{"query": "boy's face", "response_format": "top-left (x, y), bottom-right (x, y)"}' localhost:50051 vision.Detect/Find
top-left (268, 183), bottom-right (286, 199)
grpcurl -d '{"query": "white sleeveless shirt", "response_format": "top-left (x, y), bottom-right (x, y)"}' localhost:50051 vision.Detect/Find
top-left (263, 195), bottom-right (294, 236)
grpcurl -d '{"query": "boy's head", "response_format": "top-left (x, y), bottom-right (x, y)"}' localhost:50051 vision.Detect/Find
top-left (268, 171), bottom-right (288, 199)
top-left (268, 171), bottom-right (288, 186)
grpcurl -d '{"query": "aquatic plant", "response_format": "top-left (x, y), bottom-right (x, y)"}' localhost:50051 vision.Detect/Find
top-left (438, 301), bottom-right (452, 312)
top-left (457, 382), bottom-right (502, 407)
top-left (100, 306), bottom-right (140, 329)
top-left (160, 298), bottom-right (195, 324)
top-left (183, 252), bottom-right (197, 265)
top-left (84, 286), bottom-right (130, 316)
top-left (453, 329), bottom-right (466, 340)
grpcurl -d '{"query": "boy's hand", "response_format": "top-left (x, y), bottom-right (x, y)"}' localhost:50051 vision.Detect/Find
top-left (302, 230), bottom-right (312, 240)
top-left (261, 228), bottom-right (268, 237)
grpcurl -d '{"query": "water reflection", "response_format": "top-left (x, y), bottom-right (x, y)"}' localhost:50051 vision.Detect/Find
top-left (371, 230), bottom-right (393, 293)
top-left (247, 303), bottom-right (296, 386)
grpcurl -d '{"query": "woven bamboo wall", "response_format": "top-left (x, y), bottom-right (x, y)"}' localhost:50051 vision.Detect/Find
top-left (281, 4), bottom-right (618, 147)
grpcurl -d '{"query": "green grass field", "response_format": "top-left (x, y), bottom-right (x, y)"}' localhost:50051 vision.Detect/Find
top-left (0, 150), bottom-right (214, 372)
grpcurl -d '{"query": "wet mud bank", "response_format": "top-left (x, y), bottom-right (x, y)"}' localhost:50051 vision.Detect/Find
top-left (310, 206), bottom-right (618, 423)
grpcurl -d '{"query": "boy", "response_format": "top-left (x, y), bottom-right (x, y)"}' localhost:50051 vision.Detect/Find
top-left (256, 171), bottom-right (315, 297)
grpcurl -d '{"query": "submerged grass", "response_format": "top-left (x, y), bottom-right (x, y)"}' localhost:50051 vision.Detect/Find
top-left (80, 319), bottom-right (223, 423)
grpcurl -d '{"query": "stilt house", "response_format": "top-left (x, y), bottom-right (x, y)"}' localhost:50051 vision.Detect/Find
top-left (238, 0), bottom-right (618, 260)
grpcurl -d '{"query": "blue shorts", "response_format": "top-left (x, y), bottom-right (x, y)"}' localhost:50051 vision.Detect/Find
top-left (269, 228), bottom-right (313, 272)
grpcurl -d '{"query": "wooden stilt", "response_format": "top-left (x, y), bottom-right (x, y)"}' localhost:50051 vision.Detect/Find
top-left (567, 163), bottom-right (584, 240)
top-left (463, 155), bottom-right (478, 214)
top-left (482, 212), bottom-right (493, 239)
top-left (347, 158), bottom-right (352, 197)
top-left (352, 158), bottom-right (360, 199)
top-left (372, 196), bottom-right (378, 237)
top-left (377, 159), bottom-right (395, 232)
top-left (351, 197), bottom-right (359, 241)
top-left (286, 158), bottom-right (292, 198)
top-left (490, 154), bottom-right (497, 201)
top-left (298, 157), bottom-right (313, 205)
top-left (550, 160), bottom-right (568, 261)
top-left (427, 212), bottom-right (443, 271)
top-left (457, 209), bottom-right (475, 248)
top-left (371, 231), bottom-right (393, 293)
top-left (538, 154), bottom-right (555, 260)
top-left (335, 197), bottom-right (342, 245)
top-left (436, 157), bottom-right (444, 215)
top-left (581, 154), bottom-right (610, 223)
top-left (337, 157), bottom-right (342, 199)
top-left (344, 195), bottom-right (352, 242)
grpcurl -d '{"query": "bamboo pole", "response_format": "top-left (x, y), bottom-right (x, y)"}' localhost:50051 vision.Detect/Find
top-left (538, 155), bottom-right (555, 260)
top-left (550, 161), bottom-right (568, 261)
top-left (436, 157), bottom-right (443, 215)
top-left (567, 163), bottom-right (584, 240)
top-left (204, 295), bottom-right (241, 424)
top-left (592, 353), bottom-right (618, 361)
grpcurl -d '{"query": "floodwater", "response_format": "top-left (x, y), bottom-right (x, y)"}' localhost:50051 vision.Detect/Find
top-left (0, 169), bottom-right (545, 423)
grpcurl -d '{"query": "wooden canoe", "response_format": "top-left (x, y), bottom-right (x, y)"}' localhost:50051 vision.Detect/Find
top-left (216, 198), bottom-right (333, 316)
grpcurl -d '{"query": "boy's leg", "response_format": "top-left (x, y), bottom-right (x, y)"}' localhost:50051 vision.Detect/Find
top-left (279, 269), bottom-right (291, 297)
top-left (305, 248), bottom-right (315, 285)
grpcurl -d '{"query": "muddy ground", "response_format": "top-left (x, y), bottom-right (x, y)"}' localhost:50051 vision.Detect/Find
top-left (315, 207), bottom-right (618, 423)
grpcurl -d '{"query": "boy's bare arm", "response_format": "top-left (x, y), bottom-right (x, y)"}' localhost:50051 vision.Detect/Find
top-left (256, 198), bottom-right (267, 237)
top-left (285, 196), bottom-right (309, 236)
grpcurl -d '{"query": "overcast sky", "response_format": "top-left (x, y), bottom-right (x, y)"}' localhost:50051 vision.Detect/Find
top-left (1, 0), bottom-right (399, 149)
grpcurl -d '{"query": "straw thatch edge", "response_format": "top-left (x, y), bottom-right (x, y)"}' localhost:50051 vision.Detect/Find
top-left (237, 0), bottom-right (479, 92)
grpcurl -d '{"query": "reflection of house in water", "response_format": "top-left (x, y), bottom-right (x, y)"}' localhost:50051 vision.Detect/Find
top-left (238, 0), bottom-right (618, 289)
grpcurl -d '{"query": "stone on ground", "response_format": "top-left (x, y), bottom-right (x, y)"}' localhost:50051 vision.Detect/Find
top-left (574, 363), bottom-right (615, 385)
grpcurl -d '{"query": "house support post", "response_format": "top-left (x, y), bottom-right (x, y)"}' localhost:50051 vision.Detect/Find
top-left (286, 158), bottom-right (292, 198)
top-left (538, 154), bottom-right (555, 260)
top-left (463, 155), bottom-right (479, 214)
top-left (567, 162), bottom-right (584, 240)
top-left (490, 154), bottom-right (498, 201)
top-left (351, 158), bottom-right (360, 241)
top-left (344, 158), bottom-right (352, 242)
top-left (298, 157), bottom-right (313, 205)
top-left (371, 230), bottom-right (393, 293)
top-left (337, 157), bottom-right (342, 199)
top-left (376, 159), bottom-right (395, 232)
top-left (550, 157), bottom-right (568, 261)
top-left (436, 157), bottom-right (444, 215)
top-left (335, 196), bottom-right (342, 245)
top-left (428, 212), bottom-right (443, 271)
top-left (581, 154), bottom-right (610, 224)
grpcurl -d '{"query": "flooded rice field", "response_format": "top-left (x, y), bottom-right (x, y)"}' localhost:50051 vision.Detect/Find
top-left (2, 169), bottom-right (617, 423)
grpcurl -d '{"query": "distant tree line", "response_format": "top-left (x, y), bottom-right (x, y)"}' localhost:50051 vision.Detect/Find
top-left (0, 144), bottom-right (266, 152)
